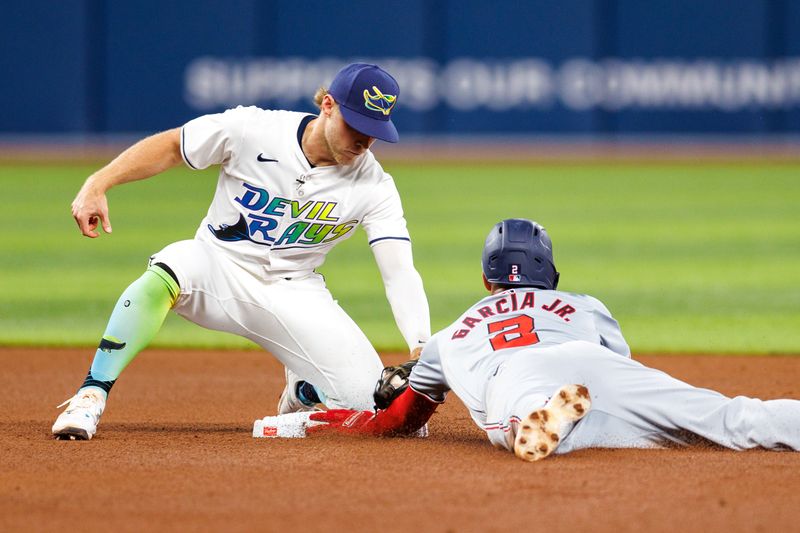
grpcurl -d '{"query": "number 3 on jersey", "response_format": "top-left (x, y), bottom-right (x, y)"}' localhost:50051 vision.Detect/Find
top-left (488, 315), bottom-right (540, 351)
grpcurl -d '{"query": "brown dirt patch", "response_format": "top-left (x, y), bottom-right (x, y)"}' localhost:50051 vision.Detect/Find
top-left (1, 347), bottom-right (799, 532)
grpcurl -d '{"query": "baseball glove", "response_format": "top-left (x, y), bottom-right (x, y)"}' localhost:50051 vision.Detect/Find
top-left (373, 360), bottom-right (417, 410)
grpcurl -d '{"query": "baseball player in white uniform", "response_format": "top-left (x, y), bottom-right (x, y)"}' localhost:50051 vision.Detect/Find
top-left (308, 219), bottom-right (800, 461)
top-left (52, 63), bottom-right (430, 440)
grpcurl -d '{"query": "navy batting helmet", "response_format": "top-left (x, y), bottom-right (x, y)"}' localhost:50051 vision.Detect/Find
top-left (481, 219), bottom-right (559, 290)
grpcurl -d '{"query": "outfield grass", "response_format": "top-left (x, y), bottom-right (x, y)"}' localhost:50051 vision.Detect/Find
top-left (1, 161), bottom-right (798, 353)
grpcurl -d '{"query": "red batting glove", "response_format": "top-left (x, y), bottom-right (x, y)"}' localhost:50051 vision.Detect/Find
top-left (308, 387), bottom-right (439, 437)
top-left (308, 409), bottom-right (376, 435)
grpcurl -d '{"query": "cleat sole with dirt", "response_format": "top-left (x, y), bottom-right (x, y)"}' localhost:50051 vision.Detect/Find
top-left (514, 384), bottom-right (591, 462)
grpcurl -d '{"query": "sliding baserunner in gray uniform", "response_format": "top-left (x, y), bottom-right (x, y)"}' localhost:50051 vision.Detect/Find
top-left (310, 219), bottom-right (800, 462)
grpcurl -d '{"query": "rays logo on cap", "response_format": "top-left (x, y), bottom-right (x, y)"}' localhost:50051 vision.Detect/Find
top-left (363, 86), bottom-right (396, 115)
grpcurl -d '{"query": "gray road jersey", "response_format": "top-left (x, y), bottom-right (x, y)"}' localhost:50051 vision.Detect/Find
top-left (409, 288), bottom-right (630, 426)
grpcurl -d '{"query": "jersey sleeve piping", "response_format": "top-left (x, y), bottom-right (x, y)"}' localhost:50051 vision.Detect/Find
top-left (369, 236), bottom-right (411, 246)
top-left (180, 126), bottom-right (199, 170)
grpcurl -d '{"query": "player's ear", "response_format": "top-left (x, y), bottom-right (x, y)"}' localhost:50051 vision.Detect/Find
top-left (321, 94), bottom-right (336, 117)
top-left (482, 273), bottom-right (492, 292)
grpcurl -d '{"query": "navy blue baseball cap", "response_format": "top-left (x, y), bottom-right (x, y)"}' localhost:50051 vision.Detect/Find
top-left (328, 63), bottom-right (400, 143)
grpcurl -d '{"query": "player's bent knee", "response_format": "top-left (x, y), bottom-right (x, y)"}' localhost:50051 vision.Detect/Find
top-left (149, 239), bottom-right (214, 291)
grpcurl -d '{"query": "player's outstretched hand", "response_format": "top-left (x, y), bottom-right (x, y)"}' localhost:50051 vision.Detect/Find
top-left (308, 388), bottom-right (438, 437)
top-left (308, 409), bottom-right (376, 435)
top-left (72, 179), bottom-right (112, 238)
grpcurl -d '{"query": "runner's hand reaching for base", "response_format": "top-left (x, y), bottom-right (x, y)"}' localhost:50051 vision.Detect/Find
top-left (308, 409), bottom-right (377, 434)
top-left (310, 387), bottom-right (439, 436)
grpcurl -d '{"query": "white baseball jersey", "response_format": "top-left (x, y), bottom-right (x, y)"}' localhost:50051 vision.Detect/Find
top-left (410, 288), bottom-right (630, 426)
top-left (180, 106), bottom-right (410, 280)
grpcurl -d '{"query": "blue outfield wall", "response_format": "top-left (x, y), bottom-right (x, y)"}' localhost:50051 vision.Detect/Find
top-left (3, 0), bottom-right (800, 136)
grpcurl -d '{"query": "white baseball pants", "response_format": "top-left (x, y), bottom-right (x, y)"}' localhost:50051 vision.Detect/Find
top-left (151, 239), bottom-right (383, 410)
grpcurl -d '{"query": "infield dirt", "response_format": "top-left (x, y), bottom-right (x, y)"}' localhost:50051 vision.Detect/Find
top-left (2, 347), bottom-right (799, 532)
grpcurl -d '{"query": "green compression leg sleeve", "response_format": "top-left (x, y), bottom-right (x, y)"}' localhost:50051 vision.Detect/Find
top-left (79, 264), bottom-right (180, 395)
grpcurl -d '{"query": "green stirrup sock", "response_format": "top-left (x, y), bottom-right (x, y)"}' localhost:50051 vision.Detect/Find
top-left (79, 265), bottom-right (179, 396)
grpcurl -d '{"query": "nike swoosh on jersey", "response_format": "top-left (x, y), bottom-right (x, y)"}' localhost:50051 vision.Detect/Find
top-left (257, 153), bottom-right (279, 162)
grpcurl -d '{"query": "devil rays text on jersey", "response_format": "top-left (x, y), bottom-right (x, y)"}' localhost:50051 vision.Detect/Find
top-left (209, 182), bottom-right (357, 248)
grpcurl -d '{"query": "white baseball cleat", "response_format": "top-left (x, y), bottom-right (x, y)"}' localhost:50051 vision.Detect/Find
top-left (514, 384), bottom-right (591, 462)
top-left (277, 368), bottom-right (319, 415)
top-left (51, 388), bottom-right (106, 440)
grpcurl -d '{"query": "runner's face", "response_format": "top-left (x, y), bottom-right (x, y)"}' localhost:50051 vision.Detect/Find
top-left (323, 104), bottom-right (375, 165)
